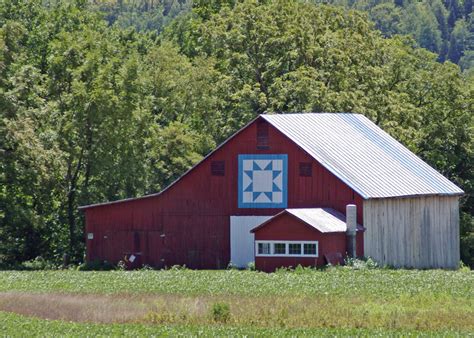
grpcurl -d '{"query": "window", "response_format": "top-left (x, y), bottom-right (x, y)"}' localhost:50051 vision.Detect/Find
top-left (274, 243), bottom-right (286, 255)
top-left (255, 241), bottom-right (318, 257)
top-left (258, 242), bottom-right (271, 255)
top-left (299, 162), bottom-right (312, 177)
top-left (289, 243), bottom-right (301, 255)
top-left (211, 161), bottom-right (225, 176)
top-left (256, 121), bottom-right (269, 149)
top-left (304, 243), bottom-right (317, 255)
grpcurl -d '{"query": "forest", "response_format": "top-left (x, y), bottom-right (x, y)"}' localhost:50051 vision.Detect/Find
top-left (1, 0), bottom-right (473, 267)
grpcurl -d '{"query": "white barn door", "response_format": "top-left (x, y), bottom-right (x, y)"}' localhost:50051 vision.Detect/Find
top-left (230, 216), bottom-right (271, 268)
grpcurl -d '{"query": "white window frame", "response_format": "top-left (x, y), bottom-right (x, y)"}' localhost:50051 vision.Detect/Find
top-left (255, 240), bottom-right (318, 258)
top-left (257, 242), bottom-right (271, 255)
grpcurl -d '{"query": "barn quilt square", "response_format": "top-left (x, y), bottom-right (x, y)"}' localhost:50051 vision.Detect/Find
top-left (238, 154), bottom-right (288, 208)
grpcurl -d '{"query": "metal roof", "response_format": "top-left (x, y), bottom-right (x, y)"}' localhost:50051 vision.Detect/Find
top-left (286, 208), bottom-right (347, 232)
top-left (262, 113), bottom-right (463, 199)
top-left (250, 208), bottom-right (362, 233)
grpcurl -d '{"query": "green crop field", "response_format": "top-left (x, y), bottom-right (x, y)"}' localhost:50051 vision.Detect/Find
top-left (0, 268), bottom-right (473, 336)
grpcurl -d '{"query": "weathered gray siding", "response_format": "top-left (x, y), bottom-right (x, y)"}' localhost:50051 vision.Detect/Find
top-left (363, 196), bottom-right (460, 269)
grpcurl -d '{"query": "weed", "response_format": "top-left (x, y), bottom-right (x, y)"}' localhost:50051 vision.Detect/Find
top-left (116, 260), bottom-right (127, 271)
top-left (76, 260), bottom-right (116, 271)
top-left (227, 261), bottom-right (238, 270)
top-left (20, 257), bottom-right (58, 270)
top-left (210, 302), bottom-right (230, 323)
top-left (344, 257), bottom-right (379, 270)
top-left (459, 260), bottom-right (471, 272)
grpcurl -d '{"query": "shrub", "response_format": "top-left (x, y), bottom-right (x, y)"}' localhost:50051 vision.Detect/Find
top-left (226, 261), bottom-right (238, 270)
top-left (116, 260), bottom-right (127, 271)
top-left (275, 266), bottom-right (293, 273)
top-left (294, 264), bottom-right (315, 274)
top-left (247, 262), bottom-right (255, 271)
top-left (169, 264), bottom-right (188, 271)
top-left (20, 257), bottom-right (58, 270)
top-left (76, 260), bottom-right (116, 271)
top-left (210, 302), bottom-right (230, 323)
top-left (140, 264), bottom-right (154, 270)
top-left (344, 257), bottom-right (380, 270)
top-left (459, 260), bottom-right (471, 272)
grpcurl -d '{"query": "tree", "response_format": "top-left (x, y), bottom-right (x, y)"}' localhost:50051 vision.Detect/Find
top-left (369, 3), bottom-right (402, 37)
top-left (448, 0), bottom-right (461, 28)
top-left (448, 20), bottom-right (470, 63)
top-left (400, 3), bottom-right (443, 53)
top-left (465, 0), bottom-right (473, 18)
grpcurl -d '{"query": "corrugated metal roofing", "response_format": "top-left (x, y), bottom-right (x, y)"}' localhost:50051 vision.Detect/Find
top-left (286, 208), bottom-right (347, 233)
top-left (262, 113), bottom-right (463, 199)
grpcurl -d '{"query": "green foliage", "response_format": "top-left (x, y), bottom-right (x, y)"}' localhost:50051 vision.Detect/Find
top-left (19, 256), bottom-right (58, 270)
top-left (76, 260), bottom-right (116, 271)
top-left (93, 0), bottom-right (192, 33)
top-left (168, 264), bottom-right (188, 271)
top-left (227, 261), bottom-right (238, 270)
top-left (210, 302), bottom-right (231, 323)
top-left (312, 0), bottom-right (474, 67)
top-left (460, 212), bottom-right (474, 267)
top-left (344, 257), bottom-right (380, 270)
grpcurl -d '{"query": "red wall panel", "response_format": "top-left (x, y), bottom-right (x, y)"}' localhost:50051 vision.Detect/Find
top-left (84, 117), bottom-right (364, 268)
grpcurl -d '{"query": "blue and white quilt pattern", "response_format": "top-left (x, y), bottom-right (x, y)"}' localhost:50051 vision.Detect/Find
top-left (238, 154), bottom-right (288, 208)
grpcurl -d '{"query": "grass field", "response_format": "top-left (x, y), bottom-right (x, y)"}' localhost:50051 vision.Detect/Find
top-left (0, 268), bottom-right (472, 336)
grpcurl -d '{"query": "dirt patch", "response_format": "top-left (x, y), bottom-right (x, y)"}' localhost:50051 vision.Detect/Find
top-left (0, 292), bottom-right (153, 323)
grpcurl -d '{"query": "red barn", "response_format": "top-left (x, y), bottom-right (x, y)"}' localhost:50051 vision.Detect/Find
top-left (79, 113), bottom-right (463, 270)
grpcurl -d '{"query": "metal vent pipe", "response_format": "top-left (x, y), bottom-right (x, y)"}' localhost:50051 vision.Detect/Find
top-left (346, 204), bottom-right (357, 258)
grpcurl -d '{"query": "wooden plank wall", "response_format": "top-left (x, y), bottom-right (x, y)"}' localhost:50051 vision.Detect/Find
top-left (363, 196), bottom-right (460, 269)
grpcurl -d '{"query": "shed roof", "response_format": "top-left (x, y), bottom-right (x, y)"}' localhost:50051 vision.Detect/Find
top-left (262, 113), bottom-right (463, 199)
top-left (251, 208), bottom-right (355, 233)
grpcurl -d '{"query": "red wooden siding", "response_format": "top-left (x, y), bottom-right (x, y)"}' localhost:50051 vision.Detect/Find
top-left (84, 117), bottom-right (364, 268)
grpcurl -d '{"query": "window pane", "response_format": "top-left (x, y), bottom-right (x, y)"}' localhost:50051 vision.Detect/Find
top-left (289, 243), bottom-right (301, 255)
top-left (304, 243), bottom-right (317, 255)
top-left (274, 243), bottom-right (286, 254)
top-left (258, 242), bottom-right (271, 255)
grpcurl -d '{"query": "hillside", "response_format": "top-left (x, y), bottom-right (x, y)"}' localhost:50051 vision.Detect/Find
top-left (314, 0), bottom-right (474, 74)
top-left (90, 0), bottom-right (474, 74)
